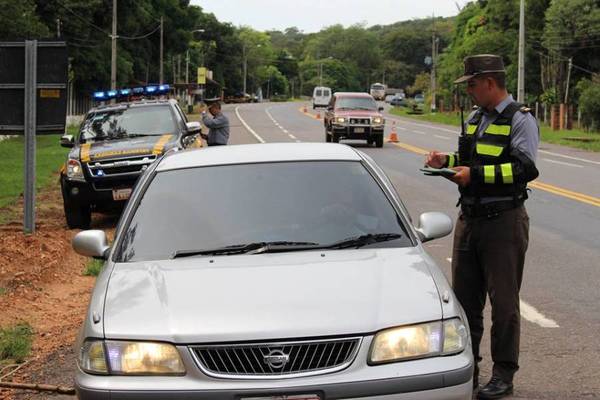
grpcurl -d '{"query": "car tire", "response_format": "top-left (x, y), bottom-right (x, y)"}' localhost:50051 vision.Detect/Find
top-left (61, 181), bottom-right (91, 229)
top-left (375, 135), bottom-right (384, 148)
top-left (325, 129), bottom-right (332, 142)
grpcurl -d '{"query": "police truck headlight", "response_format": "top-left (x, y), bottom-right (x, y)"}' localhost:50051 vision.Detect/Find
top-left (372, 117), bottom-right (384, 125)
top-left (66, 159), bottom-right (84, 180)
top-left (335, 117), bottom-right (346, 124)
top-left (369, 319), bottom-right (467, 364)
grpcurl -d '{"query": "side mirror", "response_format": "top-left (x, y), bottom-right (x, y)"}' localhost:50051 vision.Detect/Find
top-left (415, 212), bottom-right (453, 243)
top-left (327, 106), bottom-right (333, 111)
top-left (73, 230), bottom-right (110, 259)
top-left (185, 121), bottom-right (202, 135)
top-left (60, 134), bottom-right (75, 148)
top-left (378, 106), bottom-right (384, 111)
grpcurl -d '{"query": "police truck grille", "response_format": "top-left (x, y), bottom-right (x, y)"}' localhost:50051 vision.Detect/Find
top-left (86, 154), bottom-right (157, 177)
top-left (190, 337), bottom-right (361, 378)
top-left (350, 118), bottom-right (370, 125)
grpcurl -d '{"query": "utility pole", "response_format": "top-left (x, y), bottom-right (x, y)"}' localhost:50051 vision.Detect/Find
top-left (517, 0), bottom-right (525, 103)
top-left (159, 16), bottom-right (164, 84)
top-left (177, 55), bottom-right (181, 83)
top-left (319, 62), bottom-right (323, 87)
top-left (56, 19), bottom-right (61, 38)
top-left (564, 57), bottom-right (573, 104)
top-left (430, 14), bottom-right (437, 112)
top-left (186, 50), bottom-right (189, 84)
top-left (243, 44), bottom-right (247, 95)
top-left (110, 0), bottom-right (117, 90)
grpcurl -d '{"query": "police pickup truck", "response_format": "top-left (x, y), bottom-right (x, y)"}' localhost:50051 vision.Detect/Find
top-left (60, 97), bottom-right (201, 229)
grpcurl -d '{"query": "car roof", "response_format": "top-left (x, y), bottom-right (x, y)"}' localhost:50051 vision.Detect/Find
top-left (88, 98), bottom-right (176, 113)
top-left (156, 143), bottom-right (363, 171)
top-left (334, 92), bottom-right (374, 98)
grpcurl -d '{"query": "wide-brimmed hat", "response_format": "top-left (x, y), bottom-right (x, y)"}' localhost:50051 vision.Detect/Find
top-left (454, 54), bottom-right (506, 84)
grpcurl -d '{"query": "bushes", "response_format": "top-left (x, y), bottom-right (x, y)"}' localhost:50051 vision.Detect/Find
top-left (578, 82), bottom-right (600, 131)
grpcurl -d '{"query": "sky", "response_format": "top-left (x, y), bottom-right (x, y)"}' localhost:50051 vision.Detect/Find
top-left (191, 0), bottom-right (465, 33)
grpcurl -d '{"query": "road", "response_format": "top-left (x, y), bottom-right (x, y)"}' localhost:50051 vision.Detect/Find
top-left (219, 101), bottom-right (600, 399)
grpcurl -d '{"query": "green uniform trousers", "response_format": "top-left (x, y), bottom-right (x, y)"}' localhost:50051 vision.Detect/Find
top-left (451, 204), bottom-right (529, 383)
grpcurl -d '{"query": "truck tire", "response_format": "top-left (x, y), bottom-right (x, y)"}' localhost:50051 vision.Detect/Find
top-left (64, 198), bottom-right (91, 229)
top-left (325, 128), bottom-right (332, 142)
top-left (375, 135), bottom-right (384, 148)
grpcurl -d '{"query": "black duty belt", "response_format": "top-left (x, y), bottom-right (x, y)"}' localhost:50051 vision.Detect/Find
top-left (460, 200), bottom-right (523, 218)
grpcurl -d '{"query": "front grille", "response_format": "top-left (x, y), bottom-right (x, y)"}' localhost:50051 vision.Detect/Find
top-left (350, 118), bottom-right (370, 125)
top-left (191, 337), bottom-right (361, 378)
top-left (92, 176), bottom-right (139, 191)
top-left (86, 154), bottom-right (156, 178)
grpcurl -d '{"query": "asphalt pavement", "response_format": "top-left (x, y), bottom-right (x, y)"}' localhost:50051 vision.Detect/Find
top-left (218, 101), bottom-right (600, 399)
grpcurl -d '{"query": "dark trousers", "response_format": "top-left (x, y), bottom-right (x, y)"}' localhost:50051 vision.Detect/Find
top-left (451, 205), bottom-right (529, 383)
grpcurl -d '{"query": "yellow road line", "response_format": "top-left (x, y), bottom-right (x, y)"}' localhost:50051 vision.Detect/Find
top-left (298, 104), bottom-right (599, 207)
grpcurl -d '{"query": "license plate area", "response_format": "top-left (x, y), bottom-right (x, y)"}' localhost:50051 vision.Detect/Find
top-left (112, 188), bottom-right (132, 201)
top-left (241, 395), bottom-right (321, 400)
top-left (353, 127), bottom-right (365, 133)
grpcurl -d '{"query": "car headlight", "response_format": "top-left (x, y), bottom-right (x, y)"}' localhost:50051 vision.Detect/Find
top-left (372, 117), bottom-right (384, 125)
top-left (79, 340), bottom-right (185, 375)
top-left (369, 319), bottom-right (467, 364)
top-left (66, 159), bottom-right (84, 180)
top-left (335, 117), bottom-right (346, 124)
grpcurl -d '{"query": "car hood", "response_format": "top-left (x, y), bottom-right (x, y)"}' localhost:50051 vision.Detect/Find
top-left (334, 110), bottom-right (382, 118)
top-left (103, 248), bottom-right (442, 343)
top-left (81, 134), bottom-right (176, 162)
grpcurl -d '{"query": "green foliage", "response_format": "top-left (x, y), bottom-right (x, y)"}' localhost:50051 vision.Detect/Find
top-left (578, 82), bottom-right (600, 131)
top-left (0, 287), bottom-right (6, 296)
top-left (0, 135), bottom-right (69, 209)
top-left (0, 0), bottom-right (49, 39)
top-left (84, 258), bottom-right (104, 277)
top-left (0, 323), bottom-right (34, 363)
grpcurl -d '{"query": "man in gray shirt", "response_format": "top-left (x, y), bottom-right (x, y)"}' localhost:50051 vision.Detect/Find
top-left (201, 99), bottom-right (229, 146)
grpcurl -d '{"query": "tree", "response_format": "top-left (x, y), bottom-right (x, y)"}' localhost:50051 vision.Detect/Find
top-left (0, 0), bottom-right (49, 40)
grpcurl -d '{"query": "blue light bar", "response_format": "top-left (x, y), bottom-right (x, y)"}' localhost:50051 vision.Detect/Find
top-left (145, 86), bottom-right (157, 94)
top-left (158, 84), bottom-right (170, 92)
top-left (93, 91), bottom-right (106, 100)
top-left (119, 88), bottom-right (131, 96)
top-left (107, 90), bottom-right (118, 98)
top-left (132, 87), bottom-right (144, 94)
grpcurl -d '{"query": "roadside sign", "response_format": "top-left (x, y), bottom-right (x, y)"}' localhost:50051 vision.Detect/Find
top-left (197, 67), bottom-right (207, 84)
top-left (0, 41), bottom-right (68, 135)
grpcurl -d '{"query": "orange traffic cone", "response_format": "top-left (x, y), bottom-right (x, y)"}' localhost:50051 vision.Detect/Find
top-left (388, 121), bottom-right (399, 142)
top-left (303, 105), bottom-right (308, 113)
top-left (316, 111), bottom-right (321, 119)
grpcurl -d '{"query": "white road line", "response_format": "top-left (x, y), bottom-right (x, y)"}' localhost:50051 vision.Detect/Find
top-left (282, 129), bottom-right (289, 134)
top-left (288, 134), bottom-right (298, 140)
top-left (538, 149), bottom-right (600, 166)
top-left (413, 130), bottom-right (426, 135)
top-left (444, 257), bottom-right (559, 328)
top-left (235, 106), bottom-right (265, 143)
top-left (542, 158), bottom-right (583, 168)
top-left (396, 126), bottom-right (408, 131)
top-left (434, 134), bottom-right (451, 140)
top-left (387, 116), bottom-right (457, 134)
top-left (520, 300), bottom-right (559, 328)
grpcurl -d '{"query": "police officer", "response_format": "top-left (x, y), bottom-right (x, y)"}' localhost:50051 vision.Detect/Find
top-left (426, 54), bottom-right (539, 399)
top-left (200, 98), bottom-right (230, 146)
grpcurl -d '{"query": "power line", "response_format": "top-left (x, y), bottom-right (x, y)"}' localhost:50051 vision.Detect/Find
top-left (119, 24), bottom-right (161, 40)
top-left (56, 0), bottom-right (110, 36)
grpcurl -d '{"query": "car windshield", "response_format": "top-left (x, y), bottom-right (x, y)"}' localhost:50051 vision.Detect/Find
top-left (80, 105), bottom-right (177, 141)
top-left (335, 97), bottom-right (378, 110)
top-left (116, 161), bottom-right (411, 262)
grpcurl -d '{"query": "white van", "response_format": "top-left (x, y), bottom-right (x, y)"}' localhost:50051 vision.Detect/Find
top-left (312, 86), bottom-right (332, 109)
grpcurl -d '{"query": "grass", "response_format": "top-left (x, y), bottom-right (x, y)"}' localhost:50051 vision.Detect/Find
top-left (0, 323), bottom-right (34, 364)
top-left (83, 258), bottom-right (104, 277)
top-left (0, 130), bottom-right (74, 211)
top-left (0, 287), bottom-right (6, 296)
top-left (389, 106), bottom-right (600, 152)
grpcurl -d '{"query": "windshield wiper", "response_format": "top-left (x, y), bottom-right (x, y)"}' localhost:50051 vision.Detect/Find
top-left (172, 241), bottom-right (319, 258)
top-left (323, 233), bottom-right (402, 249)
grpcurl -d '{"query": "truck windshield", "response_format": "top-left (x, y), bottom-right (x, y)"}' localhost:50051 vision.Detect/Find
top-left (336, 97), bottom-right (378, 110)
top-left (80, 105), bottom-right (176, 141)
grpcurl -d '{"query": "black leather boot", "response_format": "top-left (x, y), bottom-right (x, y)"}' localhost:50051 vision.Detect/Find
top-left (477, 376), bottom-right (513, 399)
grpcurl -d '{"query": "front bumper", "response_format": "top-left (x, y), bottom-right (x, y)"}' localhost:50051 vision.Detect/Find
top-left (332, 125), bottom-right (384, 140)
top-left (76, 340), bottom-right (473, 400)
top-left (62, 174), bottom-right (139, 207)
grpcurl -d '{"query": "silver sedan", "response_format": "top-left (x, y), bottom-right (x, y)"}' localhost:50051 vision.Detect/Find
top-left (73, 143), bottom-right (473, 399)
